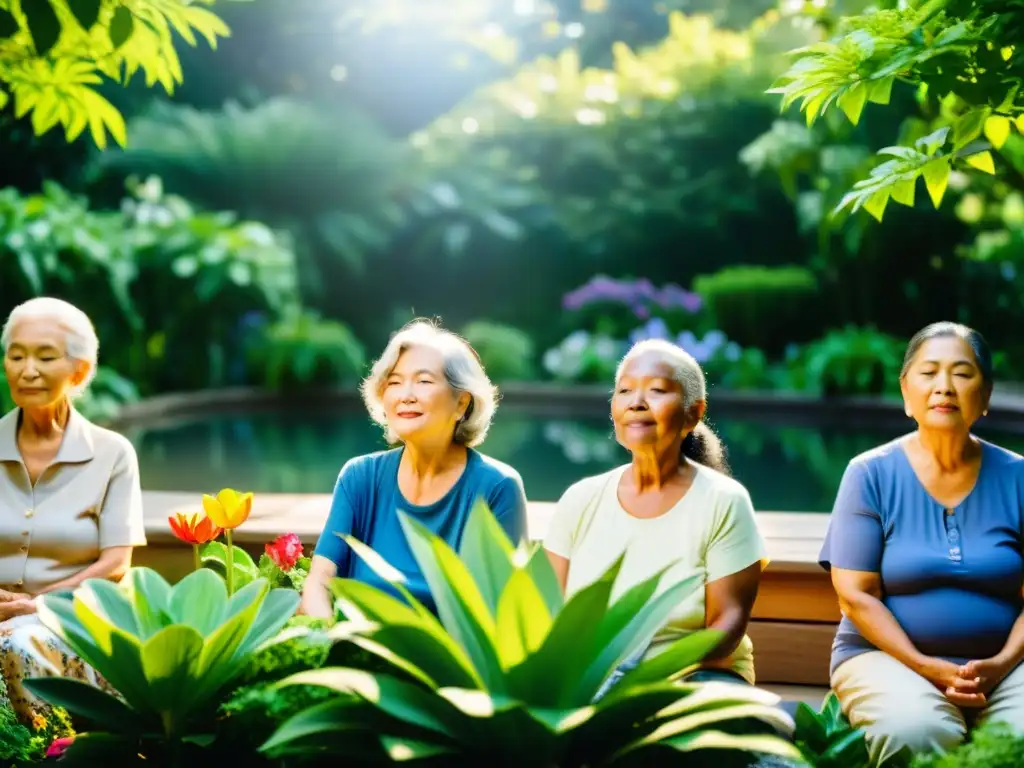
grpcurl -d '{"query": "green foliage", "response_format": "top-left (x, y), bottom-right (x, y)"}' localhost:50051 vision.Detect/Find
top-left (0, 687), bottom-right (73, 765)
top-left (770, 0), bottom-right (1024, 220)
top-left (792, 692), bottom-right (869, 768)
top-left (261, 501), bottom-right (799, 764)
top-left (0, 0), bottom-right (235, 149)
top-left (784, 326), bottom-right (905, 396)
top-left (246, 310), bottom-right (366, 390)
top-left (258, 552), bottom-right (312, 593)
top-left (911, 722), bottom-right (1024, 767)
top-left (543, 330), bottom-right (624, 383)
top-left (27, 567), bottom-right (299, 758)
top-left (0, 178), bottom-right (300, 395)
top-left (72, 366), bottom-right (140, 422)
top-left (693, 265), bottom-right (820, 353)
top-left (234, 618), bottom-right (332, 688)
top-left (418, 12), bottom-right (771, 256)
top-left (460, 321), bottom-right (537, 382)
top-left (200, 539), bottom-right (260, 590)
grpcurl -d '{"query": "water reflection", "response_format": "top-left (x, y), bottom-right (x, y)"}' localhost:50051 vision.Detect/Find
top-left (124, 411), bottom-right (1024, 513)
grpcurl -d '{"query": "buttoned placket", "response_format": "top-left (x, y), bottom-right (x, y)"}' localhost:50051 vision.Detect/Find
top-left (13, 462), bottom-right (45, 589)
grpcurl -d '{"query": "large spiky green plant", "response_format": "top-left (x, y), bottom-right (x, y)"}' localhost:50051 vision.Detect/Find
top-left (261, 501), bottom-right (800, 765)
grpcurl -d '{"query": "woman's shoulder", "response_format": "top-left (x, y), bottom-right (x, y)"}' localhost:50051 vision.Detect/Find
top-left (554, 466), bottom-right (624, 508)
top-left (468, 450), bottom-right (524, 491)
top-left (978, 438), bottom-right (1024, 480)
top-left (76, 413), bottom-right (137, 463)
top-left (843, 436), bottom-right (908, 479)
top-left (691, 462), bottom-right (752, 502)
top-left (338, 448), bottom-right (402, 481)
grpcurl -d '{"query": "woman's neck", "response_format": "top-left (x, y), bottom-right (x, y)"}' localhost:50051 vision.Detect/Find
top-left (19, 400), bottom-right (70, 441)
top-left (914, 428), bottom-right (978, 473)
top-left (628, 449), bottom-right (685, 493)
top-left (401, 440), bottom-right (467, 479)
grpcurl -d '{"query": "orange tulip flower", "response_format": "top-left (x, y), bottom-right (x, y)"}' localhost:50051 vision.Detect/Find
top-left (168, 513), bottom-right (222, 545)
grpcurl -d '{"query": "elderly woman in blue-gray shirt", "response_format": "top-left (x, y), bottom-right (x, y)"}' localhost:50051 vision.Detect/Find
top-left (820, 322), bottom-right (1024, 763)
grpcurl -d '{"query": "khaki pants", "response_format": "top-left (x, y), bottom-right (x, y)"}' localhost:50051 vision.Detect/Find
top-left (832, 650), bottom-right (1024, 764)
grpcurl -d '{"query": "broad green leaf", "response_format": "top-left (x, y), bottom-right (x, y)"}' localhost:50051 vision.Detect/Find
top-left (523, 544), bottom-right (564, 616)
top-left (67, 0), bottom-right (102, 30)
top-left (22, 677), bottom-right (147, 732)
top-left (953, 108), bottom-right (991, 152)
top-left (400, 513), bottom-right (506, 693)
top-left (867, 77), bottom-right (893, 105)
top-left (125, 569), bottom-right (173, 640)
top-left (328, 624), bottom-right (439, 688)
top-left (341, 536), bottom-right (408, 584)
top-left (80, 580), bottom-right (140, 637)
top-left (638, 703), bottom-right (795, 748)
top-left (242, 587), bottom-right (301, 651)
top-left (985, 115), bottom-right (1011, 149)
top-left (168, 567), bottom-right (228, 633)
top-left (279, 668), bottom-right (464, 738)
top-left (332, 621), bottom-right (479, 689)
top-left (863, 190), bottom-right (889, 222)
top-left (458, 499), bottom-right (515, 615)
top-left (651, 730), bottom-right (801, 760)
top-left (140, 625), bottom-right (204, 723)
top-left (915, 126), bottom-right (950, 156)
top-left (495, 569), bottom-right (551, 669)
top-left (890, 178), bottom-right (916, 207)
top-left (577, 572), bottom-right (704, 700)
top-left (568, 683), bottom-right (687, 762)
top-left (382, 735), bottom-right (457, 761)
top-left (1016, 115), bottom-right (1024, 134)
top-left (825, 729), bottom-right (870, 762)
top-left (506, 556), bottom-right (624, 707)
top-left (922, 157), bottom-right (951, 207)
top-left (837, 83), bottom-right (867, 125)
top-left (794, 702), bottom-right (827, 750)
top-left (201, 540), bottom-right (257, 574)
top-left (109, 6), bottom-right (135, 49)
top-left (260, 698), bottom-right (388, 756)
top-left (0, 8), bottom-right (18, 38)
top-left (965, 151), bottom-right (995, 174)
top-left (23, 0), bottom-right (60, 55)
top-left (616, 631), bottom-right (723, 689)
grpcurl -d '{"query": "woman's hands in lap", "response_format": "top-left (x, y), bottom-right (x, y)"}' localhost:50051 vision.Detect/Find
top-left (0, 590), bottom-right (36, 622)
top-left (917, 656), bottom-right (988, 707)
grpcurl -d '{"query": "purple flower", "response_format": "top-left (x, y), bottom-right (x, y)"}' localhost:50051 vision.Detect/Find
top-left (629, 318), bottom-right (672, 345)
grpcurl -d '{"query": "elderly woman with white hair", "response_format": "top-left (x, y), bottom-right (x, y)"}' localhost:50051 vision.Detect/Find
top-left (545, 339), bottom-right (768, 691)
top-left (301, 319), bottom-right (528, 618)
top-left (0, 297), bottom-right (145, 721)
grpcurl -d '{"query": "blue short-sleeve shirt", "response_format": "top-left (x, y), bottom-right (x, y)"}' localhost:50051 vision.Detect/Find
top-left (313, 447), bottom-right (529, 613)
top-left (819, 437), bottom-right (1024, 676)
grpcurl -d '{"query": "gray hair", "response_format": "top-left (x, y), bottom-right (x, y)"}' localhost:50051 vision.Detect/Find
top-left (1, 297), bottom-right (99, 397)
top-left (361, 320), bottom-right (498, 447)
top-left (616, 339), bottom-right (706, 406)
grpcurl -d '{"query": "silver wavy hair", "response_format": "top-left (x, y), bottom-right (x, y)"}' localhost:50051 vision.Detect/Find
top-left (361, 320), bottom-right (498, 447)
top-left (2, 297), bottom-right (99, 398)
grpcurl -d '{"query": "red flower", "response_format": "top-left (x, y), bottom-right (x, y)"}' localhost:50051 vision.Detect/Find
top-left (265, 533), bottom-right (303, 571)
top-left (46, 736), bottom-right (74, 758)
top-left (168, 512), bottom-right (222, 545)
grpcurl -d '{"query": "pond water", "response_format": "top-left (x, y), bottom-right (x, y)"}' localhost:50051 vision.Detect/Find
top-left (121, 408), bottom-right (1024, 513)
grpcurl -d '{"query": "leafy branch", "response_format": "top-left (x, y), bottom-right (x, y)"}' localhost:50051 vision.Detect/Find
top-left (769, 0), bottom-right (1024, 219)
top-left (0, 0), bottom-right (235, 148)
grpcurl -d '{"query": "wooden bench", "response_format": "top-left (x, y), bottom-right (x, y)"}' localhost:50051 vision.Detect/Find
top-left (135, 492), bottom-right (839, 687)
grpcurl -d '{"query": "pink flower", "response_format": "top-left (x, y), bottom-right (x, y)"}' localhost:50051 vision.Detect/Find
top-left (46, 736), bottom-right (74, 758)
top-left (265, 533), bottom-right (303, 571)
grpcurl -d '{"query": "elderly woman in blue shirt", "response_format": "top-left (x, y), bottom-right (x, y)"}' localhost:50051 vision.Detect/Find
top-left (300, 320), bottom-right (529, 617)
top-left (820, 322), bottom-right (1024, 763)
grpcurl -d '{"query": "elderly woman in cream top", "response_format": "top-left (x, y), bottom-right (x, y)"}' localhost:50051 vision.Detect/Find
top-left (545, 339), bottom-right (767, 687)
top-left (0, 297), bottom-right (146, 721)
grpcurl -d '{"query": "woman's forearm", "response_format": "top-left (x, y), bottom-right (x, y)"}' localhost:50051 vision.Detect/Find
top-left (994, 612), bottom-right (1024, 666)
top-left (34, 550), bottom-right (130, 596)
top-left (703, 608), bottom-right (749, 662)
top-left (300, 577), bottom-right (336, 619)
top-left (843, 593), bottom-right (930, 673)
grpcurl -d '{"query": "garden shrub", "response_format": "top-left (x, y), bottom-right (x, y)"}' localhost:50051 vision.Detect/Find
top-left (911, 722), bottom-right (1024, 767)
top-left (0, 679), bottom-right (73, 765)
top-left (244, 310), bottom-right (367, 390)
top-left (693, 265), bottom-right (820, 354)
top-left (460, 321), bottom-right (537, 382)
top-left (785, 326), bottom-right (904, 397)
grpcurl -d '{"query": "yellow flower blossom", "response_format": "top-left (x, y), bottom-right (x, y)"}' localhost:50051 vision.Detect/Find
top-left (201, 488), bottom-right (253, 530)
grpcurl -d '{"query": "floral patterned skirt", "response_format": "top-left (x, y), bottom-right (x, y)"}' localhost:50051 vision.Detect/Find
top-left (0, 613), bottom-right (114, 723)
